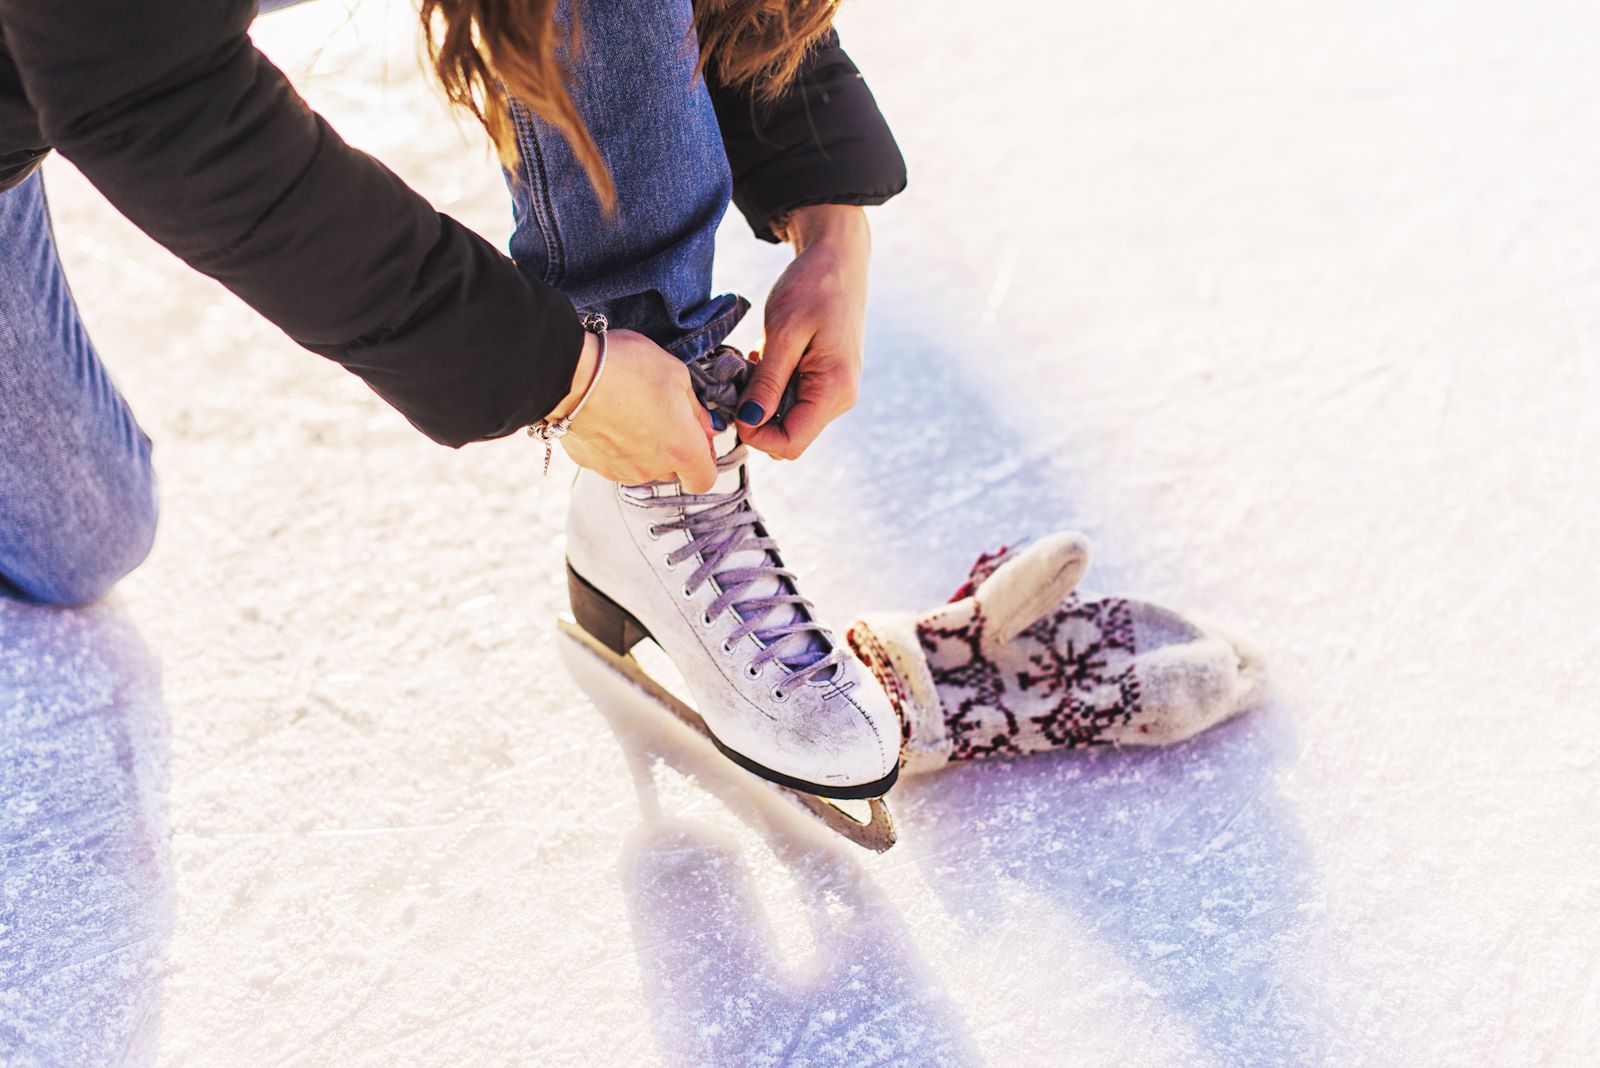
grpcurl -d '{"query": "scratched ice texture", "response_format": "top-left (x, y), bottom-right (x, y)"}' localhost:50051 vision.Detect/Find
top-left (2, 1), bottom-right (1598, 1064)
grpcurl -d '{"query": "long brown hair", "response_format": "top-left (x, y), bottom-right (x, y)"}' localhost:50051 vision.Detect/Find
top-left (420, 0), bottom-right (842, 213)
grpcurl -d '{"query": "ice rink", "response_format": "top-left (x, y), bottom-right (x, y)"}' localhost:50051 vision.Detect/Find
top-left (4, 1), bottom-right (1598, 1064)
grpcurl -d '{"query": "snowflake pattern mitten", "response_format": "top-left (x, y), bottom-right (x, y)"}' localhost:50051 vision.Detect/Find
top-left (846, 533), bottom-right (1267, 775)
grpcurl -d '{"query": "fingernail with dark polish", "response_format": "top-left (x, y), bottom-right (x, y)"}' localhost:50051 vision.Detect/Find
top-left (738, 400), bottom-right (765, 425)
top-left (711, 411), bottom-right (727, 431)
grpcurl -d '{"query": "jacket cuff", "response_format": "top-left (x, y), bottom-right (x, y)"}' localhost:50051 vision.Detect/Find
top-left (711, 31), bottom-right (909, 244)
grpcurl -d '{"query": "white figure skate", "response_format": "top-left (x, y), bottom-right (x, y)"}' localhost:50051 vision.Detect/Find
top-left (560, 428), bottom-right (900, 849)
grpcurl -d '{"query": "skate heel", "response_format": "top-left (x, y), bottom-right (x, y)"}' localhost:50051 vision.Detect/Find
top-left (567, 563), bottom-right (652, 656)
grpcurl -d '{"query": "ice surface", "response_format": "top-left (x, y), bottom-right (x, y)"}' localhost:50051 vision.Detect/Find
top-left (3, 0), bottom-right (1598, 1064)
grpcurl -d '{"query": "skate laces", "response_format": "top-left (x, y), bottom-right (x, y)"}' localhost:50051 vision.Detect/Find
top-left (644, 444), bottom-right (843, 696)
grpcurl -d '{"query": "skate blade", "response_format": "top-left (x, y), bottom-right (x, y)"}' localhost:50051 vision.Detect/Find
top-left (557, 618), bottom-right (897, 853)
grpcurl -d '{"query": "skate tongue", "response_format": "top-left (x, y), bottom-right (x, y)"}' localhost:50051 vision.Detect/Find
top-left (706, 455), bottom-right (742, 497)
top-left (711, 424), bottom-right (740, 459)
top-left (680, 448), bottom-right (828, 672)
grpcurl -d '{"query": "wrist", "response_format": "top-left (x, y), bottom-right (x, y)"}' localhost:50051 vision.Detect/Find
top-left (551, 328), bottom-right (603, 419)
top-left (778, 203), bottom-right (870, 254)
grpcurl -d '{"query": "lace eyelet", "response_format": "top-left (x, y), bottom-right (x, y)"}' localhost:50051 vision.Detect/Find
top-left (662, 555), bottom-right (677, 571)
top-left (771, 687), bottom-right (789, 703)
top-left (745, 663), bottom-right (763, 680)
top-left (720, 639), bottom-right (734, 654)
top-left (681, 584), bottom-right (694, 600)
top-left (646, 524), bottom-right (662, 540)
top-left (700, 611), bottom-right (714, 627)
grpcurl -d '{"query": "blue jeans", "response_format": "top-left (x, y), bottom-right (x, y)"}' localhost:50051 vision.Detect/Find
top-left (0, 174), bottom-right (158, 605)
top-left (0, 0), bottom-right (731, 604)
top-left (504, 0), bottom-right (746, 360)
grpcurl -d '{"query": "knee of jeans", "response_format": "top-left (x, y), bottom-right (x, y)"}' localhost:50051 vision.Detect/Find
top-left (5, 471), bottom-right (159, 607)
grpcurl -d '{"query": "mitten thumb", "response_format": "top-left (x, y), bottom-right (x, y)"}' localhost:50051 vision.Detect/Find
top-left (974, 532), bottom-right (1092, 655)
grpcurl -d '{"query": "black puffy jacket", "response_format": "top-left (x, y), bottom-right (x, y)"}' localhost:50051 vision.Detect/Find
top-left (0, 2), bottom-right (905, 446)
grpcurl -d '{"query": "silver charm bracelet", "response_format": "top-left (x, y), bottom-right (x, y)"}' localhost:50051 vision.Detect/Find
top-left (528, 311), bottom-right (608, 475)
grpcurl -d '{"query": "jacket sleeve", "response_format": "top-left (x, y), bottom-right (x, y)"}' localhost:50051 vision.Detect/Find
top-left (0, 0), bottom-right (581, 448)
top-left (707, 28), bottom-right (908, 244)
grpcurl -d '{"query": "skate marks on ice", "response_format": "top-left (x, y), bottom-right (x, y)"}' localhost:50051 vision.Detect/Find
top-left (738, 283), bottom-right (1332, 1060)
top-left (559, 635), bottom-right (981, 1068)
top-left (619, 830), bottom-right (979, 1068)
top-left (897, 705), bottom-right (1328, 1065)
top-left (0, 599), bottom-right (173, 1065)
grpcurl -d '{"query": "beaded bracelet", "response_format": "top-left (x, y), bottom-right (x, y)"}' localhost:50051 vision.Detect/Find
top-left (528, 311), bottom-right (608, 475)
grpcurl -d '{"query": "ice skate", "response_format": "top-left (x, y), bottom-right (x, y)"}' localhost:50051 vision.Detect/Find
top-left (559, 372), bottom-right (900, 847)
top-left (557, 620), bottom-right (897, 851)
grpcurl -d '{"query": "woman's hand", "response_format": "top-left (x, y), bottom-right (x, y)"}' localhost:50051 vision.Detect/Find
top-left (737, 204), bottom-right (870, 460)
top-left (557, 328), bottom-right (718, 491)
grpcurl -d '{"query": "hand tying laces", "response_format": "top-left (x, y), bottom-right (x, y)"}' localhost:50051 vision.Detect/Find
top-left (643, 443), bottom-right (843, 700)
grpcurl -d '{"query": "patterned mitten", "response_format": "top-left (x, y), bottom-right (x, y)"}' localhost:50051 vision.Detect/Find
top-left (845, 533), bottom-right (1267, 775)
